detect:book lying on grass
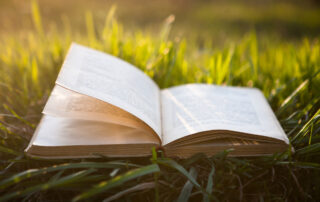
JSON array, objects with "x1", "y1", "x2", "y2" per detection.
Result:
[{"x1": 25, "y1": 43, "x2": 290, "y2": 158}]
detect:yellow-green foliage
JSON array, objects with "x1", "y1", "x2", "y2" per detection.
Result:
[{"x1": 0, "y1": 2, "x2": 320, "y2": 201}]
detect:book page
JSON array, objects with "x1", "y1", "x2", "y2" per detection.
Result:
[
  {"x1": 56, "y1": 43, "x2": 161, "y2": 137},
  {"x1": 161, "y1": 84, "x2": 289, "y2": 145},
  {"x1": 43, "y1": 85, "x2": 158, "y2": 138},
  {"x1": 29, "y1": 115, "x2": 160, "y2": 147}
]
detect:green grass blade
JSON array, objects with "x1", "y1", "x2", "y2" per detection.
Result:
[
  {"x1": 0, "y1": 161, "x2": 139, "y2": 189},
  {"x1": 0, "y1": 145, "x2": 21, "y2": 156},
  {"x1": 277, "y1": 79, "x2": 309, "y2": 115},
  {"x1": 103, "y1": 182, "x2": 155, "y2": 202},
  {"x1": 291, "y1": 109, "x2": 320, "y2": 142},
  {"x1": 203, "y1": 164, "x2": 216, "y2": 202},
  {"x1": 296, "y1": 143, "x2": 320, "y2": 156},
  {"x1": 177, "y1": 166, "x2": 198, "y2": 202},
  {"x1": 276, "y1": 161, "x2": 320, "y2": 169},
  {"x1": 0, "y1": 169, "x2": 96, "y2": 201},
  {"x1": 72, "y1": 164, "x2": 160, "y2": 201},
  {"x1": 157, "y1": 159, "x2": 201, "y2": 189},
  {"x1": 31, "y1": 0, "x2": 44, "y2": 37}
]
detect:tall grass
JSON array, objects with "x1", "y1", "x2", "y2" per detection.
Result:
[{"x1": 0, "y1": 2, "x2": 320, "y2": 201}]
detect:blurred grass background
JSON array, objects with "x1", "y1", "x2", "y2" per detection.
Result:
[
  {"x1": 0, "y1": 0, "x2": 320, "y2": 201},
  {"x1": 2, "y1": 0, "x2": 320, "y2": 43}
]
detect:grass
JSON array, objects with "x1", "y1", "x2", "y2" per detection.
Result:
[
  {"x1": 0, "y1": 2, "x2": 320, "y2": 201},
  {"x1": 2, "y1": 0, "x2": 320, "y2": 44}
]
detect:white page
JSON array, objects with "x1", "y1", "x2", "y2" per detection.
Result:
[
  {"x1": 56, "y1": 43, "x2": 161, "y2": 137},
  {"x1": 43, "y1": 85, "x2": 157, "y2": 137},
  {"x1": 30, "y1": 115, "x2": 159, "y2": 147},
  {"x1": 161, "y1": 84, "x2": 289, "y2": 145}
]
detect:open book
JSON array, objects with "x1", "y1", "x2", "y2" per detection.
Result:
[{"x1": 25, "y1": 43, "x2": 290, "y2": 158}]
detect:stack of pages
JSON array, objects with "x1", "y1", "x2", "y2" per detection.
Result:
[{"x1": 26, "y1": 43, "x2": 290, "y2": 158}]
